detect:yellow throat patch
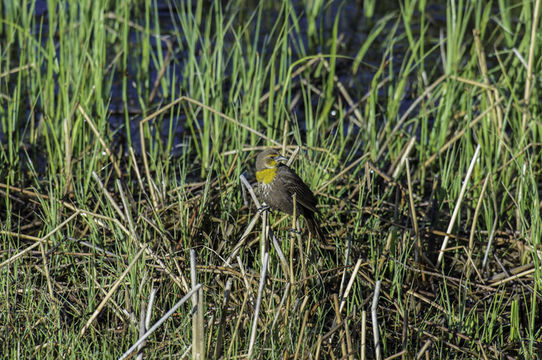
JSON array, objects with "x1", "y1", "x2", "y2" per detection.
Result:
[{"x1": 256, "y1": 168, "x2": 277, "y2": 184}]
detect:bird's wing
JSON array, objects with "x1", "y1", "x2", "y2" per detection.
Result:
[{"x1": 278, "y1": 165, "x2": 318, "y2": 213}]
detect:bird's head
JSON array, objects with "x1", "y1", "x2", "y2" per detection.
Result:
[{"x1": 256, "y1": 149, "x2": 288, "y2": 171}]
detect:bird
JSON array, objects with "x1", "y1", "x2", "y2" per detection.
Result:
[{"x1": 255, "y1": 149, "x2": 325, "y2": 240}]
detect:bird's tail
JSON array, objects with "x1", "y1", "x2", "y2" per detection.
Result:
[{"x1": 305, "y1": 213, "x2": 326, "y2": 242}]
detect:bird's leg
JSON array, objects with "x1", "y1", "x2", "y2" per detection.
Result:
[
  {"x1": 289, "y1": 194, "x2": 300, "y2": 237},
  {"x1": 257, "y1": 204, "x2": 270, "y2": 213},
  {"x1": 288, "y1": 213, "x2": 301, "y2": 238},
  {"x1": 288, "y1": 228, "x2": 302, "y2": 237}
]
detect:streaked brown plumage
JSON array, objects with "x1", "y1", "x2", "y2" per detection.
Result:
[{"x1": 255, "y1": 149, "x2": 324, "y2": 240}]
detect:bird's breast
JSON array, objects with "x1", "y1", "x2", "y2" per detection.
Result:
[{"x1": 256, "y1": 168, "x2": 277, "y2": 184}]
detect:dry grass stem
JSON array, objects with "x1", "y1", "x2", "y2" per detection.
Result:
[
  {"x1": 247, "y1": 252, "x2": 269, "y2": 358},
  {"x1": 437, "y1": 144, "x2": 481, "y2": 266},
  {"x1": 118, "y1": 284, "x2": 202, "y2": 360}
]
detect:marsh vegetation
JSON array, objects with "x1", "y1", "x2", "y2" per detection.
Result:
[{"x1": 1, "y1": 0, "x2": 541, "y2": 358}]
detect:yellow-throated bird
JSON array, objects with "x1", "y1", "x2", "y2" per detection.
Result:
[{"x1": 255, "y1": 149, "x2": 324, "y2": 240}]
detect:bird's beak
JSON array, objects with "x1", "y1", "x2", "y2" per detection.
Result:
[{"x1": 274, "y1": 155, "x2": 288, "y2": 162}]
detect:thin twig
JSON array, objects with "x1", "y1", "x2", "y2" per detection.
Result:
[
  {"x1": 437, "y1": 144, "x2": 481, "y2": 266},
  {"x1": 372, "y1": 280, "x2": 382, "y2": 360},
  {"x1": 118, "y1": 284, "x2": 202, "y2": 360},
  {"x1": 248, "y1": 252, "x2": 269, "y2": 358},
  {"x1": 81, "y1": 245, "x2": 147, "y2": 336},
  {"x1": 191, "y1": 249, "x2": 205, "y2": 360},
  {"x1": 361, "y1": 310, "x2": 367, "y2": 360}
]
